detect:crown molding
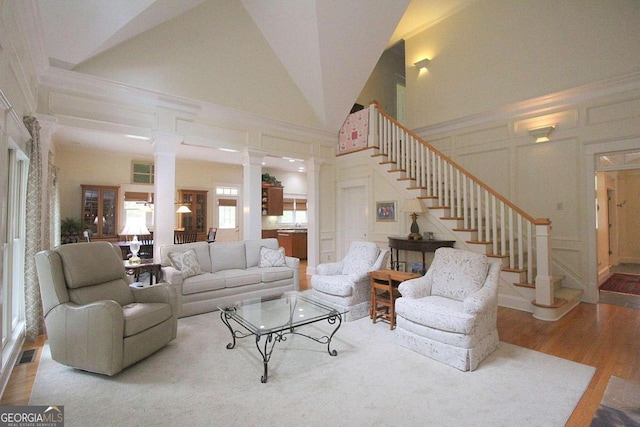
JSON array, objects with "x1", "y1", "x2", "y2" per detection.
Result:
[{"x1": 39, "y1": 67, "x2": 336, "y2": 146}]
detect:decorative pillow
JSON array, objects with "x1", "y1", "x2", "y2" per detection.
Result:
[
  {"x1": 168, "y1": 249, "x2": 202, "y2": 279},
  {"x1": 259, "y1": 246, "x2": 286, "y2": 267}
]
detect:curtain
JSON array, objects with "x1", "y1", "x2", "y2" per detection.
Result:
[{"x1": 23, "y1": 116, "x2": 45, "y2": 341}]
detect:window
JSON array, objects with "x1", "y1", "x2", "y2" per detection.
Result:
[
  {"x1": 216, "y1": 187, "x2": 239, "y2": 196},
  {"x1": 218, "y1": 198, "x2": 237, "y2": 229},
  {"x1": 123, "y1": 192, "x2": 153, "y2": 232},
  {"x1": 132, "y1": 161, "x2": 154, "y2": 184},
  {"x1": 280, "y1": 197, "x2": 307, "y2": 225}
]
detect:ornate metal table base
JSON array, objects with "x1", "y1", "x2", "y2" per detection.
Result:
[{"x1": 220, "y1": 308, "x2": 342, "y2": 383}]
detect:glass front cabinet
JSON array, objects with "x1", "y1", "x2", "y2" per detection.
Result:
[
  {"x1": 82, "y1": 185, "x2": 119, "y2": 239},
  {"x1": 178, "y1": 189, "x2": 207, "y2": 240}
]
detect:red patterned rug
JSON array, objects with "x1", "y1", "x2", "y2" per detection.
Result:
[{"x1": 600, "y1": 273, "x2": 640, "y2": 296}]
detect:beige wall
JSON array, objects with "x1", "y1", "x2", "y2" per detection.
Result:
[
  {"x1": 74, "y1": 0, "x2": 319, "y2": 129},
  {"x1": 56, "y1": 146, "x2": 243, "y2": 234},
  {"x1": 404, "y1": 0, "x2": 640, "y2": 129}
]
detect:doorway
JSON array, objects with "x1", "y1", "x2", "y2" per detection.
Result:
[
  {"x1": 338, "y1": 180, "x2": 368, "y2": 258},
  {"x1": 215, "y1": 186, "x2": 240, "y2": 242},
  {"x1": 595, "y1": 150, "x2": 640, "y2": 303}
]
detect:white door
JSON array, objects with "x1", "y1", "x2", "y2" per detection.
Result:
[
  {"x1": 216, "y1": 197, "x2": 240, "y2": 242},
  {"x1": 340, "y1": 185, "x2": 368, "y2": 256}
]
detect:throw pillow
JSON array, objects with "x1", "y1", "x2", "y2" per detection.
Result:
[
  {"x1": 259, "y1": 246, "x2": 286, "y2": 267},
  {"x1": 168, "y1": 249, "x2": 202, "y2": 279}
]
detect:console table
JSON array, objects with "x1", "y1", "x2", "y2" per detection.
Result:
[{"x1": 388, "y1": 236, "x2": 455, "y2": 272}]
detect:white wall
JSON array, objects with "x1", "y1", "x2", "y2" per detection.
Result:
[
  {"x1": 335, "y1": 0, "x2": 640, "y2": 307},
  {"x1": 405, "y1": 0, "x2": 640, "y2": 129},
  {"x1": 0, "y1": 0, "x2": 41, "y2": 395}
]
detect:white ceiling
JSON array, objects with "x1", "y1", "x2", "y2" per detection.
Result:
[{"x1": 36, "y1": 0, "x2": 472, "y2": 172}]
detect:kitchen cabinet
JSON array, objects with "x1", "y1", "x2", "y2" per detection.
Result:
[
  {"x1": 262, "y1": 229, "x2": 278, "y2": 239},
  {"x1": 261, "y1": 185, "x2": 283, "y2": 216},
  {"x1": 278, "y1": 231, "x2": 307, "y2": 259}
]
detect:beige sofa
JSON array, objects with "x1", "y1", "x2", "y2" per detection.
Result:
[
  {"x1": 35, "y1": 242, "x2": 178, "y2": 376},
  {"x1": 159, "y1": 238, "x2": 299, "y2": 317}
]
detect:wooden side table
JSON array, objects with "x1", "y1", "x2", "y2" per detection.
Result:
[
  {"x1": 124, "y1": 259, "x2": 161, "y2": 285},
  {"x1": 388, "y1": 236, "x2": 455, "y2": 273},
  {"x1": 370, "y1": 269, "x2": 421, "y2": 329}
]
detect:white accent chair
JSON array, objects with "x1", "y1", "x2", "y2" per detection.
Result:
[
  {"x1": 395, "y1": 247, "x2": 502, "y2": 371},
  {"x1": 35, "y1": 242, "x2": 179, "y2": 376},
  {"x1": 311, "y1": 241, "x2": 390, "y2": 321}
]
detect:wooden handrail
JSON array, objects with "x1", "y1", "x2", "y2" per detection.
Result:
[{"x1": 371, "y1": 101, "x2": 550, "y2": 226}]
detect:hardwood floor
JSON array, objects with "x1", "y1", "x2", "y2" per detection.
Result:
[
  {"x1": 3, "y1": 261, "x2": 638, "y2": 427},
  {"x1": 0, "y1": 334, "x2": 45, "y2": 406}
]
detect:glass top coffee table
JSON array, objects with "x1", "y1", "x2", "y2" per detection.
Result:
[{"x1": 218, "y1": 292, "x2": 346, "y2": 383}]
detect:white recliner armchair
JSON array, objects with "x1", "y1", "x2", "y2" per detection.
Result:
[
  {"x1": 35, "y1": 241, "x2": 179, "y2": 376},
  {"x1": 311, "y1": 241, "x2": 390, "y2": 321},
  {"x1": 395, "y1": 247, "x2": 502, "y2": 371}
]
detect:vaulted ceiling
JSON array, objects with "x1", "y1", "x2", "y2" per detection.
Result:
[{"x1": 37, "y1": 0, "x2": 472, "y2": 132}]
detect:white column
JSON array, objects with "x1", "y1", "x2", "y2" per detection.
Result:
[
  {"x1": 305, "y1": 157, "x2": 323, "y2": 275},
  {"x1": 534, "y1": 221, "x2": 554, "y2": 306},
  {"x1": 241, "y1": 148, "x2": 267, "y2": 240},
  {"x1": 152, "y1": 132, "x2": 182, "y2": 259}
]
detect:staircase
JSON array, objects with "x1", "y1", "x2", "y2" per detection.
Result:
[{"x1": 346, "y1": 102, "x2": 583, "y2": 321}]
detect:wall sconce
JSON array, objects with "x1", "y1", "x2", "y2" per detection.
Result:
[
  {"x1": 528, "y1": 125, "x2": 556, "y2": 143},
  {"x1": 413, "y1": 58, "x2": 431, "y2": 70}
]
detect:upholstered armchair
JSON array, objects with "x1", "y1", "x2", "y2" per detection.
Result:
[
  {"x1": 395, "y1": 247, "x2": 502, "y2": 371},
  {"x1": 311, "y1": 241, "x2": 390, "y2": 321},
  {"x1": 35, "y1": 242, "x2": 178, "y2": 376}
]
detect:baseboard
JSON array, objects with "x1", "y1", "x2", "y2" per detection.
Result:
[{"x1": 498, "y1": 294, "x2": 534, "y2": 314}]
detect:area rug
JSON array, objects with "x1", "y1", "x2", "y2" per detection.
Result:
[
  {"x1": 591, "y1": 376, "x2": 640, "y2": 426},
  {"x1": 600, "y1": 273, "x2": 640, "y2": 296},
  {"x1": 30, "y1": 312, "x2": 595, "y2": 427}
]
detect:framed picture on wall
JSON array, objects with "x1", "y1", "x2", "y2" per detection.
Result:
[{"x1": 376, "y1": 201, "x2": 396, "y2": 222}]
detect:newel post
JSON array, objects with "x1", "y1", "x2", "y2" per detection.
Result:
[
  {"x1": 367, "y1": 101, "x2": 379, "y2": 149},
  {"x1": 534, "y1": 220, "x2": 553, "y2": 306}
]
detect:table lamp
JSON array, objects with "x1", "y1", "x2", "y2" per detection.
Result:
[
  {"x1": 121, "y1": 220, "x2": 150, "y2": 264},
  {"x1": 401, "y1": 198, "x2": 428, "y2": 240}
]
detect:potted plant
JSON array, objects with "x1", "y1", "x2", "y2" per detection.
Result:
[
  {"x1": 61, "y1": 217, "x2": 82, "y2": 244},
  {"x1": 261, "y1": 173, "x2": 278, "y2": 186}
]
